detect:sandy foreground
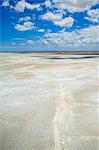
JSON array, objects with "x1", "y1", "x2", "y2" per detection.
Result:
[{"x1": 0, "y1": 53, "x2": 99, "y2": 150}]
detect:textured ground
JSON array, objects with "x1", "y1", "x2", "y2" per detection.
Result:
[{"x1": 0, "y1": 53, "x2": 99, "y2": 150}]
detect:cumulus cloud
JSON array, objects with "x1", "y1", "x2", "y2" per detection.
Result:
[
  {"x1": 41, "y1": 12, "x2": 62, "y2": 21},
  {"x1": 88, "y1": 9, "x2": 99, "y2": 18},
  {"x1": 15, "y1": 21, "x2": 35, "y2": 31},
  {"x1": 55, "y1": 16, "x2": 74, "y2": 27},
  {"x1": 19, "y1": 16, "x2": 31, "y2": 22},
  {"x1": 2, "y1": 0, "x2": 9, "y2": 7},
  {"x1": 44, "y1": 0, "x2": 52, "y2": 8},
  {"x1": 86, "y1": 9, "x2": 99, "y2": 23},
  {"x1": 38, "y1": 25, "x2": 99, "y2": 47},
  {"x1": 15, "y1": 0, "x2": 41, "y2": 12},
  {"x1": 38, "y1": 29, "x2": 45, "y2": 32},
  {"x1": 42, "y1": 12, "x2": 74, "y2": 27},
  {"x1": 1, "y1": 0, "x2": 99, "y2": 52},
  {"x1": 53, "y1": 0, "x2": 98, "y2": 12}
]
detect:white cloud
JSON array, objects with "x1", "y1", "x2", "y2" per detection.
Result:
[
  {"x1": 41, "y1": 12, "x2": 62, "y2": 21},
  {"x1": 53, "y1": 0, "x2": 98, "y2": 12},
  {"x1": 86, "y1": 9, "x2": 99, "y2": 23},
  {"x1": 1, "y1": 0, "x2": 99, "y2": 15},
  {"x1": 44, "y1": 0, "x2": 52, "y2": 8},
  {"x1": 15, "y1": 0, "x2": 41, "y2": 12},
  {"x1": 15, "y1": 0, "x2": 25, "y2": 12},
  {"x1": 88, "y1": 9, "x2": 99, "y2": 18},
  {"x1": 15, "y1": 21, "x2": 35, "y2": 31},
  {"x1": 27, "y1": 40, "x2": 34, "y2": 44},
  {"x1": 42, "y1": 12, "x2": 74, "y2": 27},
  {"x1": 85, "y1": 17, "x2": 98, "y2": 23},
  {"x1": 38, "y1": 29, "x2": 45, "y2": 32},
  {"x1": 19, "y1": 16, "x2": 31, "y2": 22},
  {"x1": 2, "y1": 0, "x2": 9, "y2": 7},
  {"x1": 38, "y1": 25, "x2": 99, "y2": 48},
  {"x1": 76, "y1": 25, "x2": 99, "y2": 44},
  {"x1": 55, "y1": 16, "x2": 74, "y2": 27}
]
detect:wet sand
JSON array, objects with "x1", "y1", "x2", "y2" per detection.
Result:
[{"x1": 0, "y1": 53, "x2": 99, "y2": 150}]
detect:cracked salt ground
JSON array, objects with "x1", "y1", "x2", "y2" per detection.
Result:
[{"x1": 0, "y1": 53, "x2": 99, "y2": 150}]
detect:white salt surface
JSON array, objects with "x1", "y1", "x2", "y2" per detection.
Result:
[{"x1": 0, "y1": 53, "x2": 99, "y2": 150}]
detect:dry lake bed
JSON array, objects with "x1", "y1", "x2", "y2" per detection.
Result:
[{"x1": 0, "y1": 52, "x2": 99, "y2": 150}]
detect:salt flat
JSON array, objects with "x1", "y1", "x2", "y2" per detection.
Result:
[{"x1": 0, "y1": 53, "x2": 99, "y2": 150}]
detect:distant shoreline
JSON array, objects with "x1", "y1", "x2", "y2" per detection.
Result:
[{"x1": 0, "y1": 51, "x2": 99, "y2": 55}]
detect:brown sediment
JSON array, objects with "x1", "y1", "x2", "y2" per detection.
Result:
[
  {"x1": 0, "y1": 63, "x2": 34, "y2": 71},
  {"x1": 14, "y1": 72, "x2": 35, "y2": 80},
  {"x1": 35, "y1": 63, "x2": 66, "y2": 69}
]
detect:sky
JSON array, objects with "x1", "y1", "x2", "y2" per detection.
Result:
[{"x1": 0, "y1": 0, "x2": 99, "y2": 52}]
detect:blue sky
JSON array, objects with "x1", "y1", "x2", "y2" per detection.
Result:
[{"x1": 0, "y1": 0, "x2": 99, "y2": 52}]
